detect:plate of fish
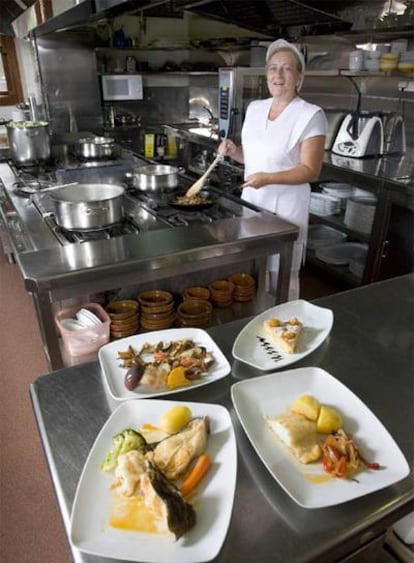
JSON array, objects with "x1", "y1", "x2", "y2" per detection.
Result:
[
  {"x1": 70, "y1": 399, "x2": 237, "y2": 562},
  {"x1": 232, "y1": 300, "x2": 333, "y2": 370},
  {"x1": 99, "y1": 328, "x2": 231, "y2": 400},
  {"x1": 231, "y1": 367, "x2": 409, "y2": 508}
]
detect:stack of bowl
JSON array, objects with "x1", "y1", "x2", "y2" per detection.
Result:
[
  {"x1": 106, "y1": 300, "x2": 140, "y2": 339},
  {"x1": 228, "y1": 273, "x2": 256, "y2": 302},
  {"x1": 183, "y1": 286, "x2": 211, "y2": 302},
  {"x1": 176, "y1": 298, "x2": 213, "y2": 327},
  {"x1": 208, "y1": 279, "x2": 235, "y2": 308},
  {"x1": 138, "y1": 290, "x2": 175, "y2": 331}
]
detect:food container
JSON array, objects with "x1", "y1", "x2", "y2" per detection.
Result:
[
  {"x1": 126, "y1": 165, "x2": 179, "y2": 193},
  {"x1": 176, "y1": 299, "x2": 213, "y2": 327},
  {"x1": 6, "y1": 120, "x2": 51, "y2": 165},
  {"x1": 183, "y1": 286, "x2": 211, "y2": 301},
  {"x1": 106, "y1": 300, "x2": 139, "y2": 339},
  {"x1": 74, "y1": 136, "x2": 115, "y2": 159},
  {"x1": 55, "y1": 302, "x2": 110, "y2": 356},
  {"x1": 227, "y1": 273, "x2": 256, "y2": 302},
  {"x1": 50, "y1": 183, "x2": 125, "y2": 230},
  {"x1": 209, "y1": 280, "x2": 235, "y2": 308},
  {"x1": 138, "y1": 290, "x2": 175, "y2": 330}
]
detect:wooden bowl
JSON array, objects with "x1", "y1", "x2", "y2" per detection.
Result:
[
  {"x1": 140, "y1": 314, "x2": 175, "y2": 330},
  {"x1": 177, "y1": 299, "x2": 213, "y2": 320},
  {"x1": 183, "y1": 286, "x2": 211, "y2": 301},
  {"x1": 228, "y1": 272, "x2": 256, "y2": 288},
  {"x1": 106, "y1": 300, "x2": 139, "y2": 320}
]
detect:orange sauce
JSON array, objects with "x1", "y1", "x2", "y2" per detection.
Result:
[
  {"x1": 303, "y1": 472, "x2": 333, "y2": 484},
  {"x1": 109, "y1": 494, "x2": 160, "y2": 533}
]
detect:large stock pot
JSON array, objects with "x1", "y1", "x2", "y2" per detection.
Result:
[
  {"x1": 49, "y1": 183, "x2": 125, "y2": 230},
  {"x1": 6, "y1": 121, "x2": 51, "y2": 165}
]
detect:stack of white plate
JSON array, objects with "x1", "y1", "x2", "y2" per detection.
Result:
[
  {"x1": 315, "y1": 242, "x2": 368, "y2": 267},
  {"x1": 76, "y1": 308, "x2": 102, "y2": 327},
  {"x1": 307, "y1": 224, "x2": 347, "y2": 250},
  {"x1": 310, "y1": 193, "x2": 341, "y2": 216},
  {"x1": 319, "y1": 182, "x2": 356, "y2": 210},
  {"x1": 344, "y1": 197, "x2": 377, "y2": 234},
  {"x1": 349, "y1": 251, "x2": 368, "y2": 279}
]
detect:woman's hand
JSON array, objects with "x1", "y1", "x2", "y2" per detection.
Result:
[
  {"x1": 218, "y1": 139, "x2": 243, "y2": 163},
  {"x1": 242, "y1": 172, "x2": 270, "y2": 189}
]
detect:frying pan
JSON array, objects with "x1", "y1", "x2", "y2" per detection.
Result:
[{"x1": 167, "y1": 188, "x2": 219, "y2": 211}]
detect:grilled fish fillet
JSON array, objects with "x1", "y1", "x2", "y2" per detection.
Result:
[
  {"x1": 266, "y1": 412, "x2": 321, "y2": 464},
  {"x1": 149, "y1": 417, "x2": 208, "y2": 480}
]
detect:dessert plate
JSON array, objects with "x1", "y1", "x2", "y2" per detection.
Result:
[{"x1": 232, "y1": 300, "x2": 333, "y2": 370}]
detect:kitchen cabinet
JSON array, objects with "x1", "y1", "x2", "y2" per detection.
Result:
[{"x1": 307, "y1": 153, "x2": 414, "y2": 287}]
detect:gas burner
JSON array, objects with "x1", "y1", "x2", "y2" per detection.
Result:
[{"x1": 42, "y1": 215, "x2": 140, "y2": 245}]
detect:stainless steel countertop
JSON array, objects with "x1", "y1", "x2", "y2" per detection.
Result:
[{"x1": 30, "y1": 274, "x2": 414, "y2": 563}]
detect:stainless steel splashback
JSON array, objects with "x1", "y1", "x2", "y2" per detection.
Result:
[{"x1": 34, "y1": 33, "x2": 103, "y2": 139}]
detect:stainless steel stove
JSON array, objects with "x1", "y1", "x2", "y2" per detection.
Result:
[{"x1": 0, "y1": 150, "x2": 246, "y2": 257}]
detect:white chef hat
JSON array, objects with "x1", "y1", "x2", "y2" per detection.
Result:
[{"x1": 266, "y1": 39, "x2": 306, "y2": 90}]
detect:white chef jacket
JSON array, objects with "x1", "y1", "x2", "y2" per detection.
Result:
[{"x1": 241, "y1": 96, "x2": 328, "y2": 271}]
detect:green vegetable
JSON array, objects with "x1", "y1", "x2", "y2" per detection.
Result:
[{"x1": 100, "y1": 428, "x2": 148, "y2": 472}]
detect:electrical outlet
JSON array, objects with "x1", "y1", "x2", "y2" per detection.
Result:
[{"x1": 398, "y1": 80, "x2": 414, "y2": 92}]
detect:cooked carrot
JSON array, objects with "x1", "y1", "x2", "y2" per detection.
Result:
[{"x1": 180, "y1": 454, "x2": 212, "y2": 497}]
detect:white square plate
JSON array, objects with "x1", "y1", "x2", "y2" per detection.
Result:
[
  {"x1": 232, "y1": 300, "x2": 334, "y2": 370},
  {"x1": 99, "y1": 328, "x2": 231, "y2": 400},
  {"x1": 70, "y1": 399, "x2": 237, "y2": 562},
  {"x1": 231, "y1": 367, "x2": 409, "y2": 508}
]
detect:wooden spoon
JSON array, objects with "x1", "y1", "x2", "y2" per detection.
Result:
[{"x1": 185, "y1": 154, "x2": 223, "y2": 198}]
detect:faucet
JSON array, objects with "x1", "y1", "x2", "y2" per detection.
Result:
[{"x1": 202, "y1": 106, "x2": 219, "y2": 133}]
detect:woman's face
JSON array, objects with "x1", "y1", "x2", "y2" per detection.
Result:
[{"x1": 266, "y1": 49, "x2": 303, "y2": 98}]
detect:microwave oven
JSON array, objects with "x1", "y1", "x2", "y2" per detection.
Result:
[{"x1": 101, "y1": 74, "x2": 143, "y2": 101}]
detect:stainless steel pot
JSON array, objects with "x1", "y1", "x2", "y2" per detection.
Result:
[
  {"x1": 126, "y1": 164, "x2": 179, "y2": 193},
  {"x1": 74, "y1": 137, "x2": 115, "y2": 160},
  {"x1": 6, "y1": 121, "x2": 51, "y2": 165},
  {"x1": 50, "y1": 183, "x2": 124, "y2": 230}
]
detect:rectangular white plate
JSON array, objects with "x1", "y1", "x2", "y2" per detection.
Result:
[
  {"x1": 232, "y1": 300, "x2": 333, "y2": 370},
  {"x1": 99, "y1": 328, "x2": 231, "y2": 400},
  {"x1": 70, "y1": 399, "x2": 237, "y2": 562},
  {"x1": 231, "y1": 367, "x2": 409, "y2": 508}
]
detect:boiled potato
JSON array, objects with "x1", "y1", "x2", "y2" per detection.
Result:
[
  {"x1": 291, "y1": 394, "x2": 321, "y2": 421},
  {"x1": 159, "y1": 405, "x2": 192, "y2": 434},
  {"x1": 316, "y1": 405, "x2": 342, "y2": 434}
]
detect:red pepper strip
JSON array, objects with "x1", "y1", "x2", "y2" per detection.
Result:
[{"x1": 334, "y1": 456, "x2": 348, "y2": 478}]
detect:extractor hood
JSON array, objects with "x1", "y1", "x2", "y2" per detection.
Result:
[
  {"x1": 180, "y1": 0, "x2": 354, "y2": 38},
  {"x1": 29, "y1": 0, "x2": 180, "y2": 37}
]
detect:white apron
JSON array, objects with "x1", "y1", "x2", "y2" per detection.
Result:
[{"x1": 241, "y1": 97, "x2": 324, "y2": 272}]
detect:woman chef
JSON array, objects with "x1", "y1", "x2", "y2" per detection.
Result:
[{"x1": 219, "y1": 39, "x2": 327, "y2": 300}]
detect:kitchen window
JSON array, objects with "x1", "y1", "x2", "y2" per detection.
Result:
[{"x1": 0, "y1": 35, "x2": 23, "y2": 106}]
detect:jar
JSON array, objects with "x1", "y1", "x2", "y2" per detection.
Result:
[{"x1": 349, "y1": 50, "x2": 365, "y2": 71}]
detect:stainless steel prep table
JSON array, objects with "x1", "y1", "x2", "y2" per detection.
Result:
[{"x1": 30, "y1": 274, "x2": 414, "y2": 563}]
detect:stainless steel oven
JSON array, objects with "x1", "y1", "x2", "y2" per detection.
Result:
[{"x1": 218, "y1": 67, "x2": 269, "y2": 142}]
